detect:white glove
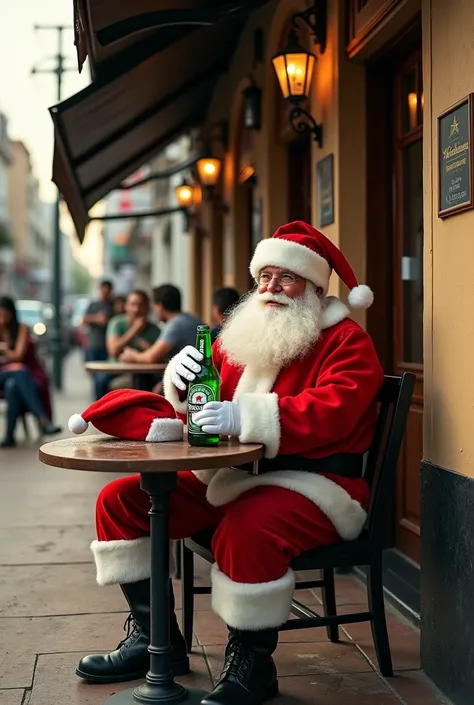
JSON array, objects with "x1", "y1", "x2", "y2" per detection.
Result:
[
  {"x1": 192, "y1": 401, "x2": 241, "y2": 437},
  {"x1": 171, "y1": 345, "x2": 203, "y2": 391}
]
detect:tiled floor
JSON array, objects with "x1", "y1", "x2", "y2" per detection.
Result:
[{"x1": 0, "y1": 353, "x2": 451, "y2": 705}]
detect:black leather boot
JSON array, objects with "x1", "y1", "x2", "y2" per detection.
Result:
[
  {"x1": 201, "y1": 628, "x2": 279, "y2": 705},
  {"x1": 76, "y1": 579, "x2": 189, "y2": 683}
]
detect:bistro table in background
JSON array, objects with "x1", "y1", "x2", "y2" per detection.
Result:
[
  {"x1": 85, "y1": 361, "x2": 167, "y2": 392},
  {"x1": 39, "y1": 435, "x2": 264, "y2": 705}
]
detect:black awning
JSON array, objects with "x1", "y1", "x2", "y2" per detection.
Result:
[{"x1": 52, "y1": 19, "x2": 239, "y2": 241}]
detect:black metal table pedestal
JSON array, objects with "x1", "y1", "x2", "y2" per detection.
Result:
[{"x1": 106, "y1": 472, "x2": 208, "y2": 705}]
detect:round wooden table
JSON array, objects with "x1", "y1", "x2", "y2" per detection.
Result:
[
  {"x1": 85, "y1": 362, "x2": 167, "y2": 392},
  {"x1": 39, "y1": 435, "x2": 264, "y2": 705}
]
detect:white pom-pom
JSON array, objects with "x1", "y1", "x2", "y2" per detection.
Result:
[
  {"x1": 348, "y1": 284, "x2": 374, "y2": 309},
  {"x1": 68, "y1": 414, "x2": 88, "y2": 434}
]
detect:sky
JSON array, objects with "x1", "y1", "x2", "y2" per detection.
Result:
[
  {"x1": 0, "y1": 0, "x2": 105, "y2": 275},
  {"x1": 0, "y1": 0, "x2": 90, "y2": 201}
]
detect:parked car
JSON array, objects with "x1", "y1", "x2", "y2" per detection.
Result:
[{"x1": 16, "y1": 300, "x2": 72, "y2": 356}]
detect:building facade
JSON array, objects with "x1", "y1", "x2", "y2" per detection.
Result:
[
  {"x1": 8, "y1": 141, "x2": 50, "y2": 299},
  {"x1": 184, "y1": 2, "x2": 473, "y2": 703},
  {"x1": 0, "y1": 112, "x2": 13, "y2": 292},
  {"x1": 150, "y1": 137, "x2": 192, "y2": 311}
]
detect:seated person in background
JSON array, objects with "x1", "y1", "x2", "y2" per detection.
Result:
[
  {"x1": 93, "y1": 290, "x2": 160, "y2": 400},
  {"x1": 112, "y1": 295, "x2": 126, "y2": 316},
  {"x1": 0, "y1": 296, "x2": 61, "y2": 447},
  {"x1": 83, "y1": 280, "x2": 114, "y2": 363},
  {"x1": 210, "y1": 287, "x2": 240, "y2": 343},
  {"x1": 120, "y1": 284, "x2": 203, "y2": 365}
]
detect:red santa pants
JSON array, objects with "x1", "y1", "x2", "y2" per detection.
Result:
[{"x1": 92, "y1": 471, "x2": 365, "y2": 630}]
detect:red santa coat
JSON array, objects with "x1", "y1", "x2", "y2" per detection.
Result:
[{"x1": 163, "y1": 297, "x2": 384, "y2": 542}]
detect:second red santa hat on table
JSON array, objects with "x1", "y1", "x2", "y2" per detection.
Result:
[{"x1": 68, "y1": 389, "x2": 184, "y2": 442}]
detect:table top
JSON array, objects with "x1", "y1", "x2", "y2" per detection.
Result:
[
  {"x1": 39, "y1": 435, "x2": 264, "y2": 473},
  {"x1": 85, "y1": 361, "x2": 166, "y2": 374}
]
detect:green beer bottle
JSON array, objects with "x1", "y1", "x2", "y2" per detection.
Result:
[{"x1": 187, "y1": 325, "x2": 220, "y2": 447}]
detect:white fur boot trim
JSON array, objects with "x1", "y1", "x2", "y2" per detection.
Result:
[
  {"x1": 211, "y1": 564, "x2": 295, "y2": 629},
  {"x1": 91, "y1": 538, "x2": 176, "y2": 586},
  {"x1": 91, "y1": 538, "x2": 151, "y2": 586}
]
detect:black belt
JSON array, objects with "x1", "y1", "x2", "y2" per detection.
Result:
[{"x1": 232, "y1": 453, "x2": 364, "y2": 479}]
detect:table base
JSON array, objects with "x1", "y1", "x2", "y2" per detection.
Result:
[{"x1": 106, "y1": 684, "x2": 208, "y2": 705}]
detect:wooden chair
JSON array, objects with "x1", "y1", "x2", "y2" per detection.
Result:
[{"x1": 180, "y1": 372, "x2": 416, "y2": 678}]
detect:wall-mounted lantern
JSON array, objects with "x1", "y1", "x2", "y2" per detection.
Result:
[
  {"x1": 272, "y1": 0, "x2": 327, "y2": 148},
  {"x1": 195, "y1": 157, "x2": 228, "y2": 212},
  {"x1": 195, "y1": 157, "x2": 222, "y2": 188},
  {"x1": 242, "y1": 81, "x2": 262, "y2": 131},
  {"x1": 175, "y1": 180, "x2": 195, "y2": 209}
]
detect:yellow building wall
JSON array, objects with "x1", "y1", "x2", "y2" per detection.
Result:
[
  {"x1": 199, "y1": 0, "x2": 369, "y2": 326},
  {"x1": 423, "y1": 0, "x2": 474, "y2": 477}
]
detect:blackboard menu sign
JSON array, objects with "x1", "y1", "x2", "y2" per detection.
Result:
[
  {"x1": 438, "y1": 94, "x2": 474, "y2": 218},
  {"x1": 317, "y1": 154, "x2": 335, "y2": 227}
]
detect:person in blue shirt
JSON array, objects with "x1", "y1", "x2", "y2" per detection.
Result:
[{"x1": 210, "y1": 287, "x2": 240, "y2": 343}]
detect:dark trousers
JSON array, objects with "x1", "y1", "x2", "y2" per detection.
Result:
[
  {"x1": 0, "y1": 369, "x2": 47, "y2": 440},
  {"x1": 94, "y1": 373, "x2": 117, "y2": 400},
  {"x1": 85, "y1": 347, "x2": 110, "y2": 400}
]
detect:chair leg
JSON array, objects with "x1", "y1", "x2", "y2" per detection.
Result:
[
  {"x1": 181, "y1": 541, "x2": 195, "y2": 653},
  {"x1": 174, "y1": 540, "x2": 182, "y2": 580},
  {"x1": 367, "y1": 558, "x2": 393, "y2": 677},
  {"x1": 22, "y1": 414, "x2": 29, "y2": 437},
  {"x1": 321, "y1": 568, "x2": 339, "y2": 642}
]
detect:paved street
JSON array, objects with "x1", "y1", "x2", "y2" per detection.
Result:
[{"x1": 0, "y1": 352, "x2": 449, "y2": 704}]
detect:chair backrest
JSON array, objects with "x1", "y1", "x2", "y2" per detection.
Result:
[{"x1": 363, "y1": 373, "x2": 416, "y2": 545}]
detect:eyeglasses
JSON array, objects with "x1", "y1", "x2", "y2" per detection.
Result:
[{"x1": 254, "y1": 272, "x2": 303, "y2": 287}]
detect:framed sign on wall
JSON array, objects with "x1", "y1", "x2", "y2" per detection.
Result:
[
  {"x1": 317, "y1": 153, "x2": 335, "y2": 227},
  {"x1": 438, "y1": 93, "x2": 474, "y2": 218}
]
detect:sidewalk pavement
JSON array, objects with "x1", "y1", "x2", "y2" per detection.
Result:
[{"x1": 0, "y1": 352, "x2": 450, "y2": 705}]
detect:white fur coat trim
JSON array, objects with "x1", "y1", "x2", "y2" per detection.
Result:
[
  {"x1": 211, "y1": 564, "x2": 295, "y2": 629},
  {"x1": 321, "y1": 296, "x2": 349, "y2": 329},
  {"x1": 191, "y1": 468, "x2": 219, "y2": 484},
  {"x1": 163, "y1": 355, "x2": 187, "y2": 414},
  {"x1": 206, "y1": 468, "x2": 367, "y2": 540},
  {"x1": 90, "y1": 538, "x2": 177, "y2": 586},
  {"x1": 236, "y1": 392, "x2": 280, "y2": 459}
]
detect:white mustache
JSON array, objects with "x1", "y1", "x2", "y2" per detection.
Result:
[{"x1": 257, "y1": 291, "x2": 290, "y2": 305}]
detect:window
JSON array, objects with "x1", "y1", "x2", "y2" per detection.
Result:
[{"x1": 347, "y1": 0, "x2": 402, "y2": 56}]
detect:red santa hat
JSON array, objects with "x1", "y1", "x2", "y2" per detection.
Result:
[
  {"x1": 68, "y1": 389, "x2": 183, "y2": 442},
  {"x1": 250, "y1": 220, "x2": 374, "y2": 309}
]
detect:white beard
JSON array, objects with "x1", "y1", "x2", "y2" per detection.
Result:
[{"x1": 220, "y1": 284, "x2": 323, "y2": 372}]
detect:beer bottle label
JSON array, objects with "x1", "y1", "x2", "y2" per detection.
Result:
[{"x1": 187, "y1": 383, "x2": 216, "y2": 435}]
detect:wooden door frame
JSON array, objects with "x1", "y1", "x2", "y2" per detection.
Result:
[
  {"x1": 364, "y1": 22, "x2": 423, "y2": 619},
  {"x1": 392, "y1": 48, "x2": 423, "y2": 382}
]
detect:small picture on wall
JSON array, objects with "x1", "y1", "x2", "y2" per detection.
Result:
[
  {"x1": 317, "y1": 154, "x2": 335, "y2": 227},
  {"x1": 438, "y1": 93, "x2": 474, "y2": 218}
]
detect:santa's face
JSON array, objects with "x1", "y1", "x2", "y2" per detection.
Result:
[{"x1": 220, "y1": 266, "x2": 324, "y2": 372}]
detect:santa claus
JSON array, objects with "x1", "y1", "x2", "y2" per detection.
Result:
[{"x1": 75, "y1": 221, "x2": 384, "y2": 705}]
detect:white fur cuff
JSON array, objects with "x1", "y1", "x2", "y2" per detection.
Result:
[
  {"x1": 163, "y1": 356, "x2": 188, "y2": 414},
  {"x1": 91, "y1": 538, "x2": 151, "y2": 586},
  {"x1": 211, "y1": 564, "x2": 295, "y2": 629},
  {"x1": 237, "y1": 392, "x2": 280, "y2": 459}
]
